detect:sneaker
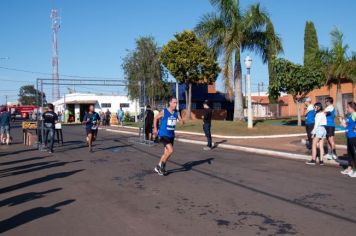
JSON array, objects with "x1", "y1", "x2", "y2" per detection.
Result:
[
  {"x1": 324, "y1": 154, "x2": 332, "y2": 160},
  {"x1": 203, "y1": 147, "x2": 212, "y2": 151},
  {"x1": 48, "y1": 150, "x2": 53, "y2": 154},
  {"x1": 306, "y1": 160, "x2": 316, "y2": 165},
  {"x1": 319, "y1": 161, "x2": 325, "y2": 166},
  {"x1": 154, "y1": 165, "x2": 164, "y2": 176},
  {"x1": 348, "y1": 171, "x2": 356, "y2": 178},
  {"x1": 332, "y1": 153, "x2": 338, "y2": 160},
  {"x1": 341, "y1": 169, "x2": 352, "y2": 175}
]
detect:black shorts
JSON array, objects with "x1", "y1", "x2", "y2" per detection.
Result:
[
  {"x1": 86, "y1": 128, "x2": 98, "y2": 136},
  {"x1": 160, "y1": 136, "x2": 174, "y2": 147},
  {"x1": 325, "y1": 126, "x2": 335, "y2": 137}
]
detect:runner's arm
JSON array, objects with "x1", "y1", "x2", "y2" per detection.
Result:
[
  {"x1": 153, "y1": 111, "x2": 164, "y2": 135},
  {"x1": 178, "y1": 113, "x2": 184, "y2": 126}
]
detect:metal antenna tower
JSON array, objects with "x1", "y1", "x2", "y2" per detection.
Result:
[{"x1": 51, "y1": 9, "x2": 60, "y2": 101}]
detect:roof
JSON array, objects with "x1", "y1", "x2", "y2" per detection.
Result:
[{"x1": 65, "y1": 100, "x2": 97, "y2": 105}]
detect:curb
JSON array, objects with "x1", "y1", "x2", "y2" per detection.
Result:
[
  {"x1": 300, "y1": 138, "x2": 347, "y2": 150},
  {"x1": 102, "y1": 127, "x2": 340, "y2": 166},
  {"x1": 110, "y1": 125, "x2": 344, "y2": 139}
]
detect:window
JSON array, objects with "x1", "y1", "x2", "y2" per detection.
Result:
[
  {"x1": 213, "y1": 102, "x2": 221, "y2": 110},
  {"x1": 101, "y1": 103, "x2": 111, "y2": 108},
  {"x1": 342, "y1": 93, "x2": 353, "y2": 109},
  {"x1": 316, "y1": 95, "x2": 329, "y2": 106},
  {"x1": 120, "y1": 103, "x2": 130, "y2": 108},
  {"x1": 191, "y1": 103, "x2": 197, "y2": 110}
]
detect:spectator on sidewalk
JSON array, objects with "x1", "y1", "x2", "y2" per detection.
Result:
[
  {"x1": 202, "y1": 100, "x2": 213, "y2": 150},
  {"x1": 339, "y1": 102, "x2": 356, "y2": 177},
  {"x1": 324, "y1": 97, "x2": 337, "y2": 160},
  {"x1": 144, "y1": 105, "x2": 154, "y2": 141},
  {"x1": 100, "y1": 112, "x2": 106, "y2": 126},
  {"x1": 117, "y1": 108, "x2": 124, "y2": 127},
  {"x1": 105, "y1": 109, "x2": 111, "y2": 126},
  {"x1": 306, "y1": 102, "x2": 327, "y2": 166},
  {"x1": 0, "y1": 106, "x2": 11, "y2": 145},
  {"x1": 304, "y1": 97, "x2": 315, "y2": 153},
  {"x1": 42, "y1": 104, "x2": 58, "y2": 153}
]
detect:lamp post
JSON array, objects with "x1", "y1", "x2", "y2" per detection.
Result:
[{"x1": 244, "y1": 56, "x2": 253, "y2": 129}]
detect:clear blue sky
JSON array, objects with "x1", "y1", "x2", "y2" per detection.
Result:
[{"x1": 0, "y1": 0, "x2": 355, "y2": 104}]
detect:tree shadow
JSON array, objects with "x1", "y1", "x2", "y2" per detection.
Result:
[
  {"x1": 0, "y1": 148, "x2": 39, "y2": 157},
  {"x1": 1, "y1": 161, "x2": 59, "y2": 173},
  {"x1": 166, "y1": 158, "x2": 214, "y2": 175},
  {"x1": 0, "y1": 169, "x2": 84, "y2": 194},
  {"x1": 0, "y1": 188, "x2": 62, "y2": 207},
  {"x1": 0, "y1": 199, "x2": 75, "y2": 233},
  {"x1": 0, "y1": 156, "x2": 48, "y2": 166},
  {"x1": 0, "y1": 160, "x2": 83, "y2": 178}
]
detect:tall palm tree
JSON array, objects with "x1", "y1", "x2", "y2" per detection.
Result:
[
  {"x1": 320, "y1": 28, "x2": 356, "y2": 115},
  {"x1": 195, "y1": 0, "x2": 282, "y2": 121}
]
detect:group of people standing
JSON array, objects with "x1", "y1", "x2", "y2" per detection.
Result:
[{"x1": 304, "y1": 97, "x2": 356, "y2": 177}]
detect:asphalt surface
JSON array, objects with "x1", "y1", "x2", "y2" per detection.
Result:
[{"x1": 0, "y1": 124, "x2": 356, "y2": 236}]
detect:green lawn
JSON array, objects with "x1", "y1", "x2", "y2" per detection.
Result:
[{"x1": 335, "y1": 133, "x2": 346, "y2": 145}]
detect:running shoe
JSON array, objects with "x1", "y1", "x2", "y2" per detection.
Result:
[
  {"x1": 154, "y1": 165, "x2": 164, "y2": 176},
  {"x1": 332, "y1": 153, "x2": 338, "y2": 160},
  {"x1": 203, "y1": 147, "x2": 212, "y2": 151},
  {"x1": 341, "y1": 169, "x2": 352, "y2": 175},
  {"x1": 324, "y1": 154, "x2": 332, "y2": 160},
  {"x1": 348, "y1": 171, "x2": 356, "y2": 178},
  {"x1": 319, "y1": 161, "x2": 325, "y2": 166},
  {"x1": 306, "y1": 160, "x2": 316, "y2": 165}
]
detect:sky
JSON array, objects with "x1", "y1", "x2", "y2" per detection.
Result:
[{"x1": 0, "y1": 0, "x2": 355, "y2": 104}]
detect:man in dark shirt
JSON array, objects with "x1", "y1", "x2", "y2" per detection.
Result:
[
  {"x1": 42, "y1": 104, "x2": 58, "y2": 153},
  {"x1": 0, "y1": 106, "x2": 11, "y2": 145},
  {"x1": 105, "y1": 109, "x2": 111, "y2": 126},
  {"x1": 144, "y1": 105, "x2": 155, "y2": 140},
  {"x1": 202, "y1": 100, "x2": 213, "y2": 150},
  {"x1": 83, "y1": 105, "x2": 101, "y2": 152}
]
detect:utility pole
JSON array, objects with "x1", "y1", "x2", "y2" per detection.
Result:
[
  {"x1": 51, "y1": 9, "x2": 60, "y2": 102},
  {"x1": 5, "y1": 95, "x2": 8, "y2": 106}
]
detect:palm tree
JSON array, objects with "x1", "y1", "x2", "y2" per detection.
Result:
[
  {"x1": 320, "y1": 28, "x2": 356, "y2": 115},
  {"x1": 195, "y1": 0, "x2": 282, "y2": 121}
]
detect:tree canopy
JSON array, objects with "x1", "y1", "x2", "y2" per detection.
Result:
[
  {"x1": 122, "y1": 36, "x2": 169, "y2": 106},
  {"x1": 18, "y1": 85, "x2": 46, "y2": 106},
  {"x1": 304, "y1": 21, "x2": 320, "y2": 67}
]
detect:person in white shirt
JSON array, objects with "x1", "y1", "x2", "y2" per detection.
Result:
[{"x1": 306, "y1": 102, "x2": 327, "y2": 165}]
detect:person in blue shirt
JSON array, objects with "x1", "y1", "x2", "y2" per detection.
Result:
[
  {"x1": 304, "y1": 97, "x2": 315, "y2": 152},
  {"x1": 324, "y1": 97, "x2": 337, "y2": 160},
  {"x1": 0, "y1": 106, "x2": 11, "y2": 145},
  {"x1": 117, "y1": 108, "x2": 124, "y2": 127},
  {"x1": 83, "y1": 105, "x2": 101, "y2": 152},
  {"x1": 153, "y1": 97, "x2": 183, "y2": 176},
  {"x1": 340, "y1": 102, "x2": 356, "y2": 177}
]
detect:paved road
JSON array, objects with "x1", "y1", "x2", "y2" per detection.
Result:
[{"x1": 0, "y1": 125, "x2": 355, "y2": 235}]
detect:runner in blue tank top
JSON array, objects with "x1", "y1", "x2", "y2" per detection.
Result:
[
  {"x1": 153, "y1": 97, "x2": 183, "y2": 176},
  {"x1": 340, "y1": 102, "x2": 356, "y2": 177},
  {"x1": 324, "y1": 97, "x2": 337, "y2": 160}
]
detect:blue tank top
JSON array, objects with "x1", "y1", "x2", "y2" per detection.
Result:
[
  {"x1": 326, "y1": 108, "x2": 335, "y2": 127},
  {"x1": 305, "y1": 110, "x2": 315, "y2": 125},
  {"x1": 346, "y1": 114, "x2": 356, "y2": 139},
  {"x1": 158, "y1": 108, "x2": 178, "y2": 138}
]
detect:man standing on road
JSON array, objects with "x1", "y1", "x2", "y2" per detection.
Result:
[
  {"x1": 83, "y1": 105, "x2": 101, "y2": 152},
  {"x1": 304, "y1": 97, "x2": 315, "y2": 153},
  {"x1": 324, "y1": 97, "x2": 337, "y2": 160},
  {"x1": 105, "y1": 109, "x2": 111, "y2": 126},
  {"x1": 0, "y1": 106, "x2": 11, "y2": 145},
  {"x1": 202, "y1": 100, "x2": 213, "y2": 150},
  {"x1": 153, "y1": 97, "x2": 183, "y2": 176},
  {"x1": 144, "y1": 105, "x2": 154, "y2": 141},
  {"x1": 42, "y1": 104, "x2": 58, "y2": 153}
]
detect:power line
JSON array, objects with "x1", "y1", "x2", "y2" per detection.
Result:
[{"x1": 0, "y1": 66, "x2": 122, "y2": 80}]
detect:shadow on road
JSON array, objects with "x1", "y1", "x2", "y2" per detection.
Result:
[
  {"x1": 0, "y1": 169, "x2": 84, "y2": 194},
  {"x1": 0, "y1": 156, "x2": 48, "y2": 166},
  {"x1": 0, "y1": 199, "x2": 75, "y2": 234},
  {"x1": 0, "y1": 188, "x2": 62, "y2": 207},
  {"x1": 213, "y1": 140, "x2": 227, "y2": 149},
  {"x1": 167, "y1": 158, "x2": 214, "y2": 175},
  {"x1": 1, "y1": 161, "x2": 59, "y2": 173}
]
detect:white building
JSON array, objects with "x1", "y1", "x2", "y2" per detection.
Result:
[{"x1": 52, "y1": 93, "x2": 139, "y2": 123}]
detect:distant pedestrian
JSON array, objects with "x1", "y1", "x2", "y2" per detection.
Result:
[
  {"x1": 340, "y1": 102, "x2": 356, "y2": 177},
  {"x1": 304, "y1": 97, "x2": 315, "y2": 153},
  {"x1": 306, "y1": 102, "x2": 326, "y2": 165},
  {"x1": 202, "y1": 100, "x2": 213, "y2": 150},
  {"x1": 117, "y1": 108, "x2": 124, "y2": 127},
  {"x1": 105, "y1": 109, "x2": 111, "y2": 126},
  {"x1": 100, "y1": 112, "x2": 106, "y2": 126},
  {"x1": 83, "y1": 105, "x2": 101, "y2": 152},
  {"x1": 42, "y1": 104, "x2": 58, "y2": 153},
  {"x1": 324, "y1": 97, "x2": 337, "y2": 160},
  {"x1": 144, "y1": 105, "x2": 154, "y2": 140},
  {"x1": 0, "y1": 106, "x2": 11, "y2": 145}
]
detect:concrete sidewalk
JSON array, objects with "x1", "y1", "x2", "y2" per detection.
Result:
[{"x1": 103, "y1": 126, "x2": 347, "y2": 166}]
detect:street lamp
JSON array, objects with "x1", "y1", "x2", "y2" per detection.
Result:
[{"x1": 244, "y1": 56, "x2": 253, "y2": 128}]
